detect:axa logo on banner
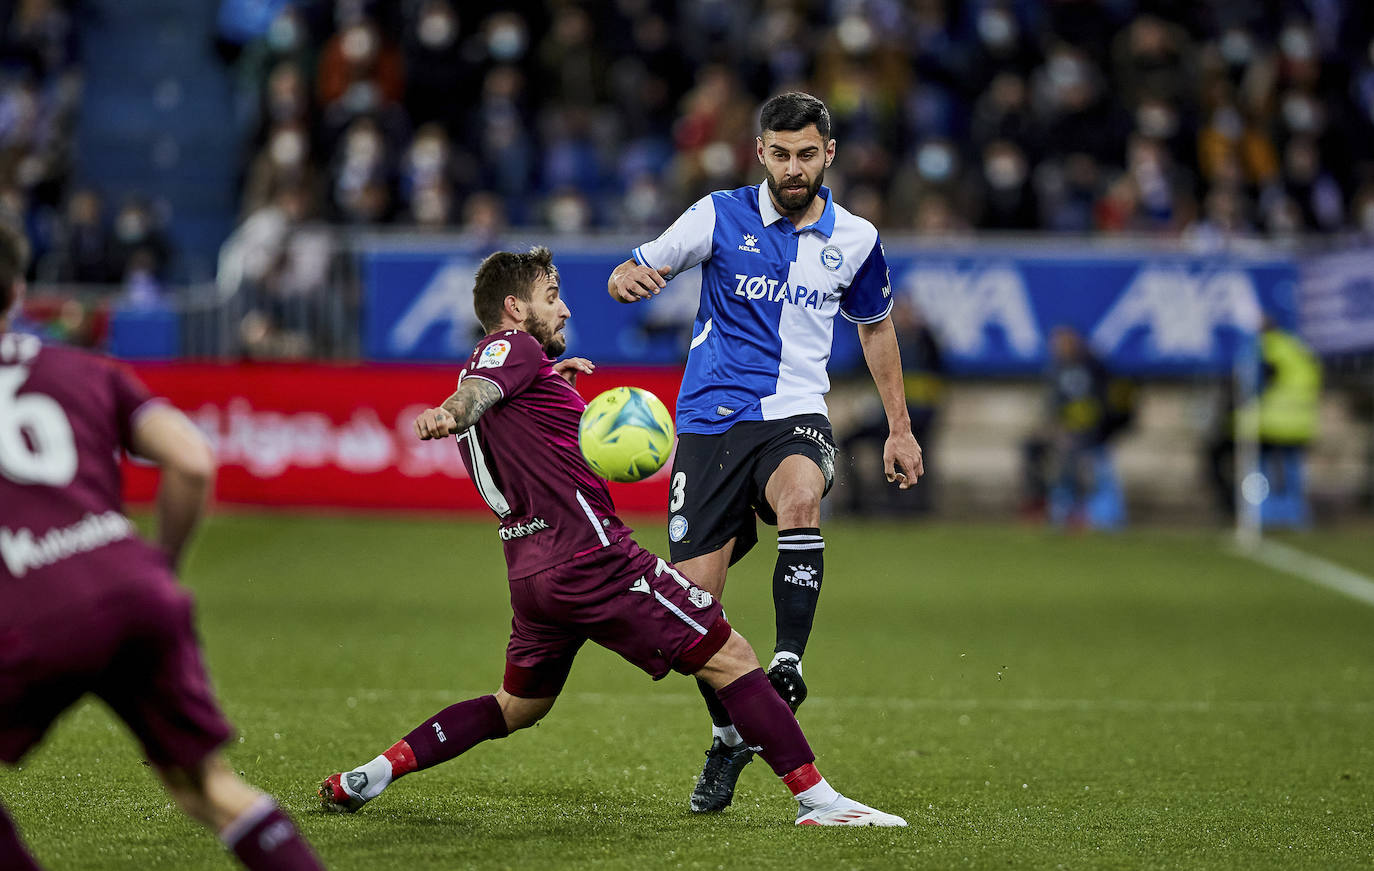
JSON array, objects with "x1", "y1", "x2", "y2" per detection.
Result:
[
  {"x1": 903, "y1": 263, "x2": 1040, "y2": 357},
  {"x1": 1092, "y1": 266, "x2": 1261, "y2": 357},
  {"x1": 387, "y1": 259, "x2": 480, "y2": 355}
]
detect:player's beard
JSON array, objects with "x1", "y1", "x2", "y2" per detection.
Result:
[
  {"x1": 767, "y1": 165, "x2": 825, "y2": 216},
  {"x1": 526, "y1": 311, "x2": 567, "y2": 356}
]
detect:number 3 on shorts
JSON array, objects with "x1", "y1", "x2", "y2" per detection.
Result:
[{"x1": 669, "y1": 471, "x2": 686, "y2": 512}]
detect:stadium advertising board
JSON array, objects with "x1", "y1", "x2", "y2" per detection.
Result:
[
  {"x1": 123, "y1": 362, "x2": 680, "y2": 512},
  {"x1": 361, "y1": 242, "x2": 1297, "y2": 375},
  {"x1": 1299, "y1": 248, "x2": 1374, "y2": 355}
]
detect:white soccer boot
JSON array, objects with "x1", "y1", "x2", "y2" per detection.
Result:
[{"x1": 795, "y1": 794, "x2": 908, "y2": 827}]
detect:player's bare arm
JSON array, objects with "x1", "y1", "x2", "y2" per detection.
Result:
[
  {"x1": 414, "y1": 378, "x2": 503, "y2": 440},
  {"x1": 608, "y1": 259, "x2": 671, "y2": 303},
  {"x1": 857, "y1": 317, "x2": 925, "y2": 488},
  {"x1": 554, "y1": 356, "x2": 594, "y2": 386},
  {"x1": 130, "y1": 404, "x2": 215, "y2": 569}
]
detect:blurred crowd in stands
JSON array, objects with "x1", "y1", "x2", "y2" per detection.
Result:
[
  {"x1": 0, "y1": 0, "x2": 174, "y2": 349},
  {"x1": 4, "y1": 0, "x2": 1374, "y2": 303},
  {"x1": 4, "y1": 0, "x2": 1374, "y2": 352},
  {"x1": 215, "y1": 0, "x2": 1374, "y2": 245}
]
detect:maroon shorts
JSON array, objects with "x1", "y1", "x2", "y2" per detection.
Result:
[
  {"x1": 503, "y1": 537, "x2": 731, "y2": 698},
  {"x1": 0, "y1": 577, "x2": 233, "y2": 771}
]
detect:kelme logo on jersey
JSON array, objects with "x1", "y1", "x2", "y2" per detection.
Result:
[
  {"x1": 820, "y1": 245, "x2": 843, "y2": 270},
  {"x1": 669, "y1": 514, "x2": 688, "y2": 542},
  {"x1": 739, "y1": 233, "x2": 761, "y2": 254},
  {"x1": 733, "y1": 274, "x2": 831, "y2": 310}
]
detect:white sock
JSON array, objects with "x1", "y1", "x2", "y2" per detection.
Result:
[
  {"x1": 346, "y1": 754, "x2": 395, "y2": 801},
  {"x1": 795, "y1": 777, "x2": 840, "y2": 810},
  {"x1": 768, "y1": 651, "x2": 802, "y2": 674},
  {"x1": 712, "y1": 724, "x2": 745, "y2": 747}
]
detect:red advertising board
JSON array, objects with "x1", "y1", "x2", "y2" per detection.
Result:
[{"x1": 123, "y1": 362, "x2": 682, "y2": 513}]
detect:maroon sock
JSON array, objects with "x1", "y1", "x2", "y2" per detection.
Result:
[
  {"x1": 715, "y1": 668, "x2": 815, "y2": 776},
  {"x1": 221, "y1": 798, "x2": 324, "y2": 871},
  {"x1": 0, "y1": 804, "x2": 41, "y2": 871},
  {"x1": 403, "y1": 694, "x2": 510, "y2": 770}
]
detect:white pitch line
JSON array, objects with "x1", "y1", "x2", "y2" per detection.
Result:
[{"x1": 1240, "y1": 538, "x2": 1374, "y2": 608}]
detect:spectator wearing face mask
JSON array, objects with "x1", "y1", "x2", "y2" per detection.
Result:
[
  {"x1": 889, "y1": 137, "x2": 975, "y2": 229},
  {"x1": 226, "y1": 5, "x2": 319, "y2": 138},
  {"x1": 402, "y1": 0, "x2": 477, "y2": 132},
  {"x1": 330, "y1": 116, "x2": 393, "y2": 224},
  {"x1": 1033, "y1": 44, "x2": 1129, "y2": 166},
  {"x1": 965, "y1": 2, "x2": 1038, "y2": 94},
  {"x1": 399, "y1": 123, "x2": 472, "y2": 217},
  {"x1": 977, "y1": 139, "x2": 1038, "y2": 230},
  {"x1": 109, "y1": 198, "x2": 172, "y2": 281},
  {"x1": 316, "y1": 14, "x2": 411, "y2": 159},
  {"x1": 243, "y1": 121, "x2": 321, "y2": 217},
  {"x1": 49, "y1": 188, "x2": 114, "y2": 283},
  {"x1": 317, "y1": 16, "x2": 403, "y2": 114}
]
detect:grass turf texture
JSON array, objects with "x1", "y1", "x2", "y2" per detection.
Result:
[{"x1": 4, "y1": 515, "x2": 1373, "y2": 870}]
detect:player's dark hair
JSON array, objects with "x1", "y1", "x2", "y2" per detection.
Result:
[
  {"x1": 0, "y1": 222, "x2": 29, "y2": 313},
  {"x1": 472, "y1": 246, "x2": 558, "y2": 332},
  {"x1": 760, "y1": 92, "x2": 831, "y2": 140}
]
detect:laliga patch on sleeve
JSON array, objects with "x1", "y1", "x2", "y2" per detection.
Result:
[{"x1": 476, "y1": 340, "x2": 512, "y2": 369}]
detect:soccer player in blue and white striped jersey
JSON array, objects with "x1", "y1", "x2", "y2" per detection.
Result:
[{"x1": 608, "y1": 92, "x2": 925, "y2": 813}]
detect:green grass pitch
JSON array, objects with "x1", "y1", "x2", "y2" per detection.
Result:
[{"x1": 5, "y1": 515, "x2": 1373, "y2": 870}]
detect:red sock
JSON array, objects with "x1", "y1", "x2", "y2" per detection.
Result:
[
  {"x1": 383, "y1": 739, "x2": 417, "y2": 779},
  {"x1": 782, "y1": 762, "x2": 823, "y2": 796}
]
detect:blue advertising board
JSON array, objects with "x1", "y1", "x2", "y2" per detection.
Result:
[
  {"x1": 1299, "y1": 248, "x2": 1374, "y2": 356},
  {"x1": 360, "y1": 240, "x2": 1298, "y2": 376}
]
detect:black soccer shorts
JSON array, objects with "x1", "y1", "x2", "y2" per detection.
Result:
[{"x1": 666, "y1": 413, "x2": 835, "y2": 566}]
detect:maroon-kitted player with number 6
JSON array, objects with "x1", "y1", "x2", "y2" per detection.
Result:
[{"x1": 0, "y1": 224, "x2": 324, "y2": 870}]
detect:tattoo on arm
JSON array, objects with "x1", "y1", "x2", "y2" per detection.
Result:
[{"x1": 441, "y1": 378, "x2": 503, "y2": 431}]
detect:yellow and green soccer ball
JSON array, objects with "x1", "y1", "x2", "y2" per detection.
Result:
[{"x1": 579, "y1": 386, "x2": 675, "y2": 483}]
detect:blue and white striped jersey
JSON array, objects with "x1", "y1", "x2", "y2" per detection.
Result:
[{"x1": 633, "y1": 183, "x2": 892, "y2": 435}]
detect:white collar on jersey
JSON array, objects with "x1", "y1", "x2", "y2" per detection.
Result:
[{"x1": 756, "y1": 182, "x2": 837, "y2": 237}]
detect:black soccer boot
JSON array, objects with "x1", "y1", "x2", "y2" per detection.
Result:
[
  {"x1": 689, "y1": 737, "x2": 755, "y2": 812},
  {"x1": 767, "y1": 655, "x2": 808, "y2": 713}
]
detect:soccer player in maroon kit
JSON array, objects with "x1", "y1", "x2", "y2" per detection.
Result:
[
  {"x1": 0, "y1": 225, "x2": 325, "y2": 870},
  {"x1": 318, "y1": 246, "x2": 905, "y2": 826}
]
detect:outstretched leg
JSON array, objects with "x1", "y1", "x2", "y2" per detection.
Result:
[{"x1": 319, "y1": 691, "x2": 552, "y2": 813}]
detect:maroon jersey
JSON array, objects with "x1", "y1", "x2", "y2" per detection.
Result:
[
  {"x1": 0, "y1": 334, "x2": 172, "y2": 618},
  {"x1": 455, "y1": 330, "x2": 631, "y2": 578}
]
